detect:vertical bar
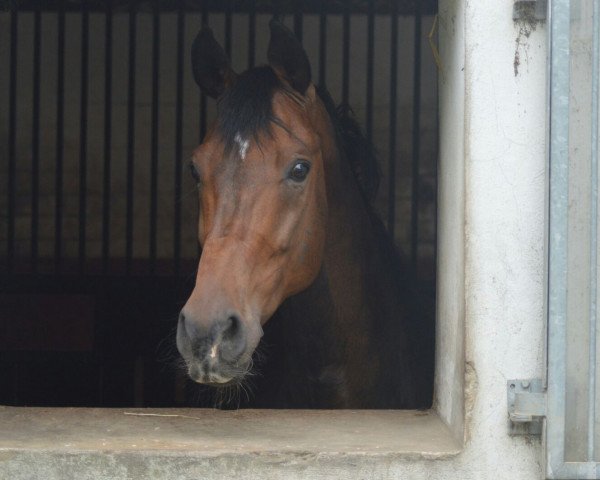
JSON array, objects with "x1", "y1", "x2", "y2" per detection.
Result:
[
  {"x1": 31, "y1": 5, "x2": 41, "y2": 273},
  {"x1": 318, "y1": 0, "x2": 327, "y2": 88},
  {"x1": 433, "y1": 95, "x2": 440, "y2": 278},
  {"x1": 547, "y1": 0, "x2": 571, "y2": 473},
  {"x1": 7, "y1": 8, "x2": 17, "y2": 273},
  {"x1": 387, "y1": 0, "x2": 398, "y2": 235},
  {"x1": 248, "y1": 1, "x2": 256, "y2": 69},
  {"x1": 102, "y1": 0, "x2": 113, "y2": 275},
  {"x1": 410, "y1": 5, "x2": 422, "y2": 277},
  {"x1": 342, "y1": 0, "x2": 350, "y2": 106},
  {"x1": 79, "y1": 0, "x2": 90, "y2": 275},
  {"x1": 587, "y1": 0, "x2": 599, "y2": 461},
  {"x1": 55, "y1": 0, "x2": 66, "y2": 273},
  {"x1": 365, "y1": 0, "x2": 375, "y2": 144},
  {"x1": 126, "y1": 0, "x2": 137, "y2": 275},
  {"x1": 294, "y1": 7, "x2": 303, "y2": 42},
  {"x1": 199, "y1": 7, "x2": 208, "y2": 143},
  {"x1": 174, "y1": 0, "x2": 185, "y2": 275},
  {"x1": 200, "y1": 6, "x2": 210, "y2": 262},
  {"x1": 225, "y1": 0, "x2": 232, "y2": 58},
  {"x1": 271, "y1": 0, "x2": 282, "y2": 21},
  {"x1": 149, "y1": 0, "x2": 160, "y2": 275}
]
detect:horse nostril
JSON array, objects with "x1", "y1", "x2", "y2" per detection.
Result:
[
  {"x1": 180, "y1": 313, "x2": 203, "y2": 340},
  {"x1": 213, "y1": 314, "x2": 246, "y2": 362},
  {"x1": 223, "y1": 315, "x2": 240, "y2": 339}
]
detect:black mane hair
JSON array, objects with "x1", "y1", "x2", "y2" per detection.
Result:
[
  {"x1": 315, "y1": 85, "x2": 381, "y2": 203},
  {"x1": 215, "y1": 65, "x2": 381, "y2": 205},
  {"x1": 216, "y1": 66, "x2": 282, "y2": 154}
]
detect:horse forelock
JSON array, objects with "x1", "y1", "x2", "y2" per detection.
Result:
[
  {"x1": 217, "y1": 66, "x2": 307, "y2": 157},
  {"x1": 216, "y1": 66, "x2": 280, "y2": 155},
  {"x1": 216, "y1": 66, "x2": 379, "y2": 204}
]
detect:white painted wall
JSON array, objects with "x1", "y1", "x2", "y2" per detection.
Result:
[{"x1": 432, "y1": 0, "x2": 547, "y2": 477}]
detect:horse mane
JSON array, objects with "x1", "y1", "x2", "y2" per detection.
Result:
[
  {"x1": 315, "y1": 85, "x2": 381, "y2": 204},
  {"x1": 316, "y1": 85, "x2": 415, "y2": 299}
]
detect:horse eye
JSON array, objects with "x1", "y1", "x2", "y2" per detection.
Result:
[
  {"x1": 189, "y1": 162, "x2": 200, "y2": 183},
  {"x1": 289, "y1": 161, "x2": 311, "y2": 182}
]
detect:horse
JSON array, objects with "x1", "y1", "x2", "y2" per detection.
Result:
[{"x1": 176, "y1": 19, "x2": 433, "y2": 409}]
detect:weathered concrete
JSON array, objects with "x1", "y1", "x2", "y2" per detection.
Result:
[
  {"x1": 435, "y1": 0, "x2": 466, "y2": 442},
  {"x1": 0, "y1": 407, "x2": 460, "y2": 479},
  {"x1": 435, "y1": 0, "x2": 546, "y2": 477}
]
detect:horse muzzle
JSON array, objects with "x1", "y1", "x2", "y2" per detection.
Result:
[{"x1": 176, "y1": 309, "x2": 261, "y2": 386}]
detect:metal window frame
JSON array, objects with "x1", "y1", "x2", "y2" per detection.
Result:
[{"x1": 546, "y1": 0, "x2": 600, "y2": 477}]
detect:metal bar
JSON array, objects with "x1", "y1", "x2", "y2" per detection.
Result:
[
  {"x1": 7, "y1": 8, "x2": 17, "y2": 273},
  {"x1": 55, "y1": 0, "x2": 66, "y2": 273},
  {"x1": 387, "y1": 0, "x2": 398, "y2": 235},
  {"x1": 587, "y1": 0, "x2": 599, "y2": 462},
  {"x1": 102, "y1": 0, "x2": 113, "y2": 274},
  {"x1": 542, "y1": 0, "x2": 552, "y2": 395},
  {"x1": 225, "y1": 0, "x2": 232, "y2": 57},
  {"x1": 248, "y1": 1, "x2": 256, "y2": 68},
  {"x1": 342, "y1": 0, "x2": 350, "y2": 106},
  {"x1": 197, "y1": 7, "x2": 209, "y2": 262},
  {"x1": 318, "y1": 0, "x2": 327, "y2": 88},
  {"x1": 433, "y1": 93, "x2": 440, "y2": 277},
  {"x1": 174, "y1": 0, "x2": 185, "y2": 276},
  {"x1": 199, "y1": 92, "x2": 207, "y2": 141},
  {"x1": 271, "y1": 0, "x2": 282, "y2": 20},
  {"x1": 149, "y1": 0, "x2": 160, "y2": 275},
  {"x1": 126, "y1": 0, "x2": 137, "y2": 275},
  {"x1": 10, "y1": 1, "x2": 438, "y2": 16},
  {"x1": 31, "y1": 5, "x2": 41, "y2": 273},
  {"x1": 410, "y1": 4, "x2": 422, "y2": 277},
  {"x1": 547, "y1": 0, "x2": 571, "y2": 473},
  {"x1": 365, "y1": 0, "x2": 374, "y2": 144},
  {"x1": 199, "y1": 7, "x2": 208, "y2": 143},
  {"x1": 79, "y1": 0, "x2": 90, "y2": 275},
  {"x1": 294, "y1": 8, "x2": 303, "y2": 42},
  {"x1": 553, "y1": 461, "x2": 600, "y2": 479}
]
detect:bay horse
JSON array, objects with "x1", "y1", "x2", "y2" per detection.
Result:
[{"x1": 176, "y1": 20, "x2": 433, "y2": 409}]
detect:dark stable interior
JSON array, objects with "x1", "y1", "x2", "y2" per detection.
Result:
[
  {"x1": 0, "y1": 0, "x2": 437, "y2": 409},
  {"x1": 1, "y1": 272, "x2": 435, "y2": 408}
]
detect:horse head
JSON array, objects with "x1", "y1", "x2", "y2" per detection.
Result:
[{"x1": 177, "y1": 20, "x2": 335, "y2": 387}]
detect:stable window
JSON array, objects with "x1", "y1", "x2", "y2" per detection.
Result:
[{"x1": 0, "y1": 0, "x2": 465, "y2": 474}]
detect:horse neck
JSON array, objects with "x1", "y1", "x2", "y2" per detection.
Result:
[{"x1": 281, "y1": 149, "x2": 415, "y2": 407}]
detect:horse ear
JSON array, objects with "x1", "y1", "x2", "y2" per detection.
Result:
[
  {"x1": 267, "y1": 18, "x2": 312, "y2": 95},
  {"x1": 191, "y1": 27, "x2": 236, "y2": 99}
]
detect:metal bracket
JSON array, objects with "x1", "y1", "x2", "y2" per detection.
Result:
[
  {"x1": 513, "y1": 0, "x2": 547, "y2": 22},
  {"x1": 507, "y1": 379, "x2": 546, "y2": 435}
]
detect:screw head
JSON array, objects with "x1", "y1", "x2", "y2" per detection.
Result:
[{"x1": 521, "y1": 380, "x2": 530, "y2": 389}]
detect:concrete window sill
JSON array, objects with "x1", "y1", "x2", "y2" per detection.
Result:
[{"x1": 0, "y1": 406, "x2": 460, "y2": 478}]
